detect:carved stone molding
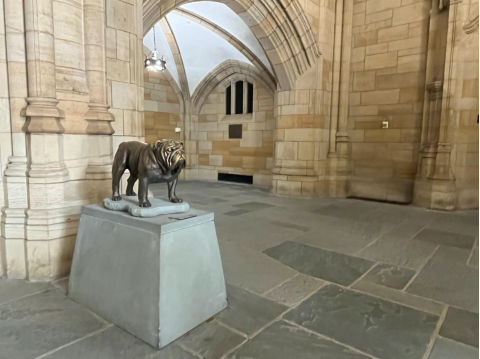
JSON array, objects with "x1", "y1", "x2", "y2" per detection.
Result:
[
  {"x1": 439, "y1": 0, "x2": 450, "y2": 11},
  {"x1": 427, "y1": 81, "x2": 444, "y2": 100},
  {"x1": 22, "y1": 98, "x2": 65, "y2": 134},
  {"x1": 85, "y1": 104, "x2": 115, "y2": 135},
  {"x1": 463, "y1": 4, "x2": 480, "y2": 34}
]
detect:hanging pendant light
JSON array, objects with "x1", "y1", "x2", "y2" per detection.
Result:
[{"x1": 145, "y1": 25, "x2": 166, "y2": 72}]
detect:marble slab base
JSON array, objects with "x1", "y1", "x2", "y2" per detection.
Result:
[
  {"x1": 103, "y1": 196, "x2": 189, "y2": 217},
  {"x1": 68, "y1": 204, "x2": 228, "y2": 349}
]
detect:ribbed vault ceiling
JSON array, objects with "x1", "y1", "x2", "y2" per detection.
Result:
[{"x1": 143, "y1": 1, "x2": 274, "y2": 96}]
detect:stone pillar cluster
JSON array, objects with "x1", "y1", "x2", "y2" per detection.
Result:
[{"x1": 0, "y1": 0, "x2": 144, "y2": 280}]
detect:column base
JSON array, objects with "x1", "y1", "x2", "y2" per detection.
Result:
[
  {"x1": 271, "y1": 175, "x2": 323, "y2": 197},
  {"x1": 413, "y1": 177, "x2": 456, "y2": 211},
  {"x1": 85, "y1": 103, "x2": 115, "y2": 135},
  {"x1": 324, "y1": 154, "x2": 350, "y2": 197},
  {"x1": 23, "y1": 97, "x2": 65, "y2": 134}
]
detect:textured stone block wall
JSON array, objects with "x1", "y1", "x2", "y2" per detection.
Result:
[
  {"x1": 347, "y1": 0, "x2": 431, "y2": 203},
  {"x1": 450, "y1": 0, "x2": 479, "y2": 209},
  {"x1": 144, "y1": 70, "x2": 182, "y2": 143},
  {"x1": 0, "y1": 0, "x2": 145, "y2": 281},
  {"x1": 194, "y1": 81, "x2": 274, "y2": 188}
]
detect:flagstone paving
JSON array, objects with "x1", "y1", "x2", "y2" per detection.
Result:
[{"x1": 0, "y1": 181, "x2": 478, "y2": 359}]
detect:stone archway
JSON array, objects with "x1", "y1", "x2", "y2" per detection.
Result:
[
  {"x1": 191, "y1": 59, "x2": 276, "y2": 114},
  {"x1": 143, "y1": 0, "x2": 320, "y2": 90}
]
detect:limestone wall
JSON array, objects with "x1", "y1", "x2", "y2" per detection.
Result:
[
  {"x1": 0, "y1": 0, "x2": 145, "y2": 281},
  {"x1": 448, "y1": 0, "x2": 479, "y2": 209},
  {"x1": 271, "y1": 0, "x2": 334, "y2": 197},
  {"x1": 193, "y1": 80, "x2": 274, "y2": 188},
  {"x1": 0, "y1": 0, "x2": 9, "y2": 275},
  {"x1": 347, "y1": 0, "x2": 431, "y2": 203},
  {"x1": 144, "y1": 69, "x2": 183, "y2": 143}
]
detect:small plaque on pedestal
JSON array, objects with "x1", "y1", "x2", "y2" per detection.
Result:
[{"x1": 68, "y1": 203, "x2": 228, "y2": 349}]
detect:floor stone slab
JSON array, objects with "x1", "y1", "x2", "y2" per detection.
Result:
[
  {"x1": 362, "y1": 264, "x2": 415, "y2": 290},
  {"x1": 379, "y1": 215, "x2": 436, "y2": 241},
  {"x1": 217, "y1": 218, "x2": 305, "y2": 251},
  {"x1": 284, "y1": 284, "x2": 438, "y2": 359},
  {"x1": 432, "y1": 245, "x2": 471, "y2": 264},
  {"x1": 469, "y1": 243, "x2": 479, "y2": 268},
  {"x1": 439, "y1": 307, "x2": 479, "y2": 348},
  {"x1": 233, "y1": 201, "x2": 275, "y2": 211},
  {"x1": 43, "y1": 326, "x2": 196, "y2": 359},
  {"x1": 219, "y1": 242, "x2": 297, "y2": 294},
  {"x1": 245, "y1": 204, "x2": 337, "y2": 228},
  {"x1": 190, "y1": 197, "x2": 229, "y2": 206},
  {"x1": 267, "y1": 220, "x2": 311, "y2": 232},
  {"x1": 353, "y1": 280, "x2": 444, "y2": 316},
  {"x1": 264, "y1": 241, "x2": 375, "y2": 286},
  {"x1": 413, "y1": 228, "x2": 476, "y2": 250},
  {"x1": 0, "y1": 279, "x2": 52, "y2": 305},
  {"x1": 428, "y1": 338, "x2": 479, "y2": 359},
  {"x1": 406, "y1": 260, "x2": 479, "y2": 313},
  {"x1": 177, "y1": 321, "x2": 246, "y2": 359},
  {"x1": 227, "y1": 321, "x2": 370, "y2": 359},
  {"x1": 293, "y1": 216, "x2": 391, "y2": 255},
  {"x1": 223, "y1": 209, "x2": 251, "y2": 216},
  {"x1": 313, "y1": 200, "x2": 417, "y2": 226},
  {"x1": 0, "y1": 289, "x2": 107, "y2": 359},
  {"x1": 215, "y1": 284, "x2": 288, "y2": 336},
  {"x1": 427, "y1": 214, "x2": 478, "y2": 237},
  {"x1": 264, "y1": 274, "x2": 325, "y2": 307},
  {"x1": 357, "y1": 236, "x2": 437, "y2": 270}
]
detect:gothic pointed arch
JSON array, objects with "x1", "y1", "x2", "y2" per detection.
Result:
[
  {"x1": 159, "y1": 18, "x2": 190, "y2": 99},
  {"x1": 143, "y1": 0, "x2": 320, "y2": 90},
  {"x1": 174, "y1": 8, "x2": 276, "y2": 87},
  {"x1": 190, "y1": 59, "x2": 275, "y2": 114}
]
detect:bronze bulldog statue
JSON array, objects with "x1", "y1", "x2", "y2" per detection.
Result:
[{"x1": 112, "y1": 140, "x2": 186, "y2": 207}]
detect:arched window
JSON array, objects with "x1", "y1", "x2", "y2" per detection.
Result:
[
  {"x1": 247, "y1": 82, "x2": 254, "y2": 114},
  {"x1": 235, "y1": 81, "x2": 244, "y2": 114},
  {"x1": 226, "y1": 85, "x2": 231, "y2": 115},
  {"x1": 225, "y1": 80, "x2": 254, "y2": 115}
]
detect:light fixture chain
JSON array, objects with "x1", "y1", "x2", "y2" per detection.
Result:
[{"x1": 152, "y1": 25, "x2": 157, "y2": 52}]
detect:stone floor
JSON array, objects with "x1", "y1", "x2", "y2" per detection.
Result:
[{"x1": 1, "y1": 180, "x2": 479, "y2": 359}]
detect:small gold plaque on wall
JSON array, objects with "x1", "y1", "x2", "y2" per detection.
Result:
[{"x1": 382, "y1": 121, "x2": 389, "y2": 129}]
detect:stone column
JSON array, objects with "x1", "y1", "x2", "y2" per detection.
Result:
[
  {"x1": 419, "y1": 81, "x2": 444, "y2": 178},
  {"x1": 1, "y1": 0, "x2": 29, "y2": 279},
  {"x1": 23, "y1": 0, "x2": 65, "y2": 133},
  {"x1": 271, "y1": 1, "x2": 333, "y2": 198},
  {"x1": 0, "y1": 0, "x2": 9, "y2": 276},
  {"x1": 325, "y1": 0, "x2": 353, "y2": 197},
  {"x1": 22, "y1": 0, "x2": 72, "y2": 280},
  {"x1": 84, "y1": 0, "x2": 114, "y2": 134},
  {"x1": 413, "y1": 0, "x2": 446, "y2": 208},
  {"x1": 84, "y1": 0, "x2": 115, "y2": 201},
  {"x1": 429, "y1": 0, "x2": 464, "y2": 210}
]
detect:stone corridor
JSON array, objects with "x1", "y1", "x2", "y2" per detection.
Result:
[{"x1": 1, "y1": 181, "x2": 478, "y2": 359}]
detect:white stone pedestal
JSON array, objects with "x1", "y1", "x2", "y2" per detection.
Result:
[{"x1": 68, "y1": 204, "x2": 228, "y2": 349}]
